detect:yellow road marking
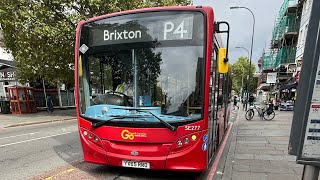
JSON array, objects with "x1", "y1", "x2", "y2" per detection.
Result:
[{"x1": 43, "y1": 168, "x2": 75, "y2": 180}]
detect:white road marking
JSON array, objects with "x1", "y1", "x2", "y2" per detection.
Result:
[
  {"x1": 0, "y1": 132, "x2": 72, "y2": 148},
  {"x1": 0, "y1": 132, "x2": 42, "y2": 140}
]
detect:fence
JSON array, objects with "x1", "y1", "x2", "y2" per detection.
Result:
[{"x1": 34, "y1": 89, "x2": 75, "y2": 108}]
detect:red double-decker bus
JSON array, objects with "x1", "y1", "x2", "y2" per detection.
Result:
[{"x1": 75, "y1": 6, "x2": 232, "y2": 172}]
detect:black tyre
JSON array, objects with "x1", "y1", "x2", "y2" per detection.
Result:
[
  {"x1": 245, "y1": 110, "x2": 254, "y2": 120},
  {"x1": 263, "y1": 111, "x2": 275, "y2": 121}
]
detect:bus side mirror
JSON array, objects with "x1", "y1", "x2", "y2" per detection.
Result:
[{"x1": 218, "y1": 48, "x2": 229, "y2": 74}]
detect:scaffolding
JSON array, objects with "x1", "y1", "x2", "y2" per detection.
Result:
[
  {"x1": 275, "y1": 46, "x2": 297, "y2": 67},
  {"x1": 262, "y1": 53, "x2": 272, "y2": 71},
  {"x1": 279, "y1": 0, "x2": 299, "y2": 19},
  {"x1": 267, "y1": 0, "x2": 301, "y2": 69},
  {"x1": 262, "y1": 49, "x2": 278, "y2": 71},
  {"x1": 262, "y1": 53, "x2": 274, "y2": 70},
  {"x1": 279, "y1": 14, "x2": 300, "y2": 35}
]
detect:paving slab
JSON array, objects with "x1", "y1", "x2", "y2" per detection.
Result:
[
  {"x1": 231, "y1": 172, "x2": 268, "y2": 180},
  {"x1": 266, "y1": 173, "x2": 301, "y2": 180},
  {"x1": 217, "y1": 109, "x2": 305, "y2": 180},
  {"x1": 0, "y1": 109, "x2": 76, "y2": 128}
]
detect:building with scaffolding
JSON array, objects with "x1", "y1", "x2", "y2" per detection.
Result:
[
  {"x1": 295, "y1": 0, "x2": 313, "y2": 83},
  {"x1": 258, "y1": 0, "x2": 303, "y2": 105}
]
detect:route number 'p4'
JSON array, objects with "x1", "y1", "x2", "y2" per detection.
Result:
[{"x1": 164, "y1": 20, "x2": 187, "y2": 40}]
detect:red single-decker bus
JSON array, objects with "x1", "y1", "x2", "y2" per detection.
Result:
[{"x1": 75, "y1": 6, "x2": 232, "y2": 172}]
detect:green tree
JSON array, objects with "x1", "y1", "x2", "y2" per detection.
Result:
[
  {"x1": 249, "y1": 76, "x2": 258, "y2": 94},
  {"x1": 231, "y1": 56, "x2": 256, "y2": 94},
  {"x1": 0, "y1": 0, "x2": 191, "y2": 86}
]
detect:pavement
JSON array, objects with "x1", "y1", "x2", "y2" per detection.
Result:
[
  {"x1": 216, "y1": 108, "x2": 309, "y2": 180},
  {"x1": 0, "y1": 108, "x2": 76, "y2": 128}
]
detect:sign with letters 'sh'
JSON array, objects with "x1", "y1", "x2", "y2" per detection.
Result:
[{"x1": 0, "y1": 68, "x2": 16, "y2": 81}]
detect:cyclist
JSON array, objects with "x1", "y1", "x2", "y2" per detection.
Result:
[
  {"x1": 233, "y1": 95, "x2": 239, "y2": 110},
  {"x1": 248, "y1": 94, "x2": 255, "y2": 106}
]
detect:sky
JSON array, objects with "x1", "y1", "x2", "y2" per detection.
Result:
[
  {"x1": 0, "y1": 47, "x2": 12, "y2": 61},
  {"x1": 193, "y1": 0, "x2": 284, "y2": 69}
]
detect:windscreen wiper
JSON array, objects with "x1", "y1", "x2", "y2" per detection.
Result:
[
  {"x1": 111, "y1": 107, "x2": 177, "y2": 131},
  {"x1": 92, "y1": 117, "x2": 125, "y2": 128}
]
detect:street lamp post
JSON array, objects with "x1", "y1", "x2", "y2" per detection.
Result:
[
  {"x1": 239, "y1": 64, "x2": 245, "y2": 99},
  {"x1": 235, "y1": 46, "x2": 250, "y2": 99},
  {"x1": 235, "y1": 46, "x2": 250, "y2": 59},
  {"x1": 230, "y1": 6, "x2": 255, "y2": 110}
]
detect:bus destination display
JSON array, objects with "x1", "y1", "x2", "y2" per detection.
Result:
[{"x1": 88, "y1": 14, "x2": 194, "y2": 46}]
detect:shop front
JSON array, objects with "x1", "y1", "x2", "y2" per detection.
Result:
[
  {"x1": 0, "y1": 59, "x2": 75, "y2": 111},
  {"x1": 278, "y1": 83, "x2": 297, "y2": 111},
  {"x1": 0, "y1": 60, "x2": 23, "y2": 99}
]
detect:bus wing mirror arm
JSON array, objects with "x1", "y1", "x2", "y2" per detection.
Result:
[{"x1": 214, "y1": 21, "x2": 230, "y2": 62}]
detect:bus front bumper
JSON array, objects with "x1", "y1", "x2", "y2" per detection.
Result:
[{"x1": 79, "y1": 129, "x2": 207, "y2": 172}]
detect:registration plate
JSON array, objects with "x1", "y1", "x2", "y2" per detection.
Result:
[{"x1": 122, "y1": 160, "x2": 150, "y2": 169}]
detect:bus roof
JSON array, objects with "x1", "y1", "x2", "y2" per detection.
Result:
[{"x1": 78, "y1": 6, "x2": 213, "y2": 25}]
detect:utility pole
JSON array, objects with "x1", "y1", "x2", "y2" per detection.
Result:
[{"x1": 230, "y1": 6, "x2": 255, "y2": 110}]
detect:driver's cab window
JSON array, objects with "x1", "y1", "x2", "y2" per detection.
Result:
[
  {"x1": 88, "y1": 56, "x2": 114, "y2": 102},
  {"x1": 87, "y1": 52, "x2": 135, "y2": 107}
]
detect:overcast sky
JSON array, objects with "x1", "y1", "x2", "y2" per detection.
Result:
[
  {"x1": 193, "y1": 0, "x2": 284, "y2": 69},
  {"x1": 0, "y1": 48, "x2": 12, "y2": 60}
]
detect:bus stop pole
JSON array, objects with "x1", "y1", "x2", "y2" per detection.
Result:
[{"x1": 302, "y1": 165, "x2": 319, "y2": 180}]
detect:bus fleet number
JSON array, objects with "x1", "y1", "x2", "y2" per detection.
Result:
[{"x1": 185, "y1": 125, "x2": 200, "y2": 131}]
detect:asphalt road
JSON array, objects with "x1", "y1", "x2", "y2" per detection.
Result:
[
  {"x1": 0, "y1": 120, "x2": 202, "y2": 180},
  {"x1": 0, "y1": 120, "x2": 81, "y2": 180}
]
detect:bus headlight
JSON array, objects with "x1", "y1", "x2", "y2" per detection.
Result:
[
  {"x1": 80, "y1": 128, "x2": 103, "y2": 149},
  {"x1": 170, "y1": 132, "x2": 201, "y2": 154},
  {"x1": 94, "y1": 136, "x2": 99, "y2": 142},
  {"x1": 177, "y1": 140, "x2": 183, "y2": 147},
  {"x1": 184, "y1": 137, "x2": 190, "y2": 144},
  {"x1": 191, "y1": 135, "x2": 197, "y2": 141}
]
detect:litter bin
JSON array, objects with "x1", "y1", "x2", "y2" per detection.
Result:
[{"x1": 0, "y1": 100, "x2": 11, "y2": 114}]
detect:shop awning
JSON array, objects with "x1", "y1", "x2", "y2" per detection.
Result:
[
  {"x1": 279, "y1": 83, "x2": 297, "y2": 91},
  {"x1": 257, "y1": 83, "x2": 270, "y2": 91}
]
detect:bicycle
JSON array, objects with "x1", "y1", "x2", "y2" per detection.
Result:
[{"x1": 245, "y1": 103, "x2": 275, "y2": 121}]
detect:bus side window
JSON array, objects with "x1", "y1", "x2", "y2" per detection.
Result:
[
  {"x1": 210, "y1": 46, "x2": 220, "y2": 114},
  {"x1": 217, "y1": 95, "x2": 223, "y2": 106}
]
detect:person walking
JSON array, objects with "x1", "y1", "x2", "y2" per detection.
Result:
[
  {"x1": 233, "y1": 95, "x2": 239, "y2": 110},
  {"x1": 248, "y1": 94, "x2": 255, "y2": 106},
  {"x1": 241, "y1": 96, "x2": 246, "y2": 110},
  {"x1": 47, "y1": 95, "x2": 54, "y2": 113}
]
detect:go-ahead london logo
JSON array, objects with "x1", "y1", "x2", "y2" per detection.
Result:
[{"x1": 121, "y1": 129, "x2": 147, "y2": 140}]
